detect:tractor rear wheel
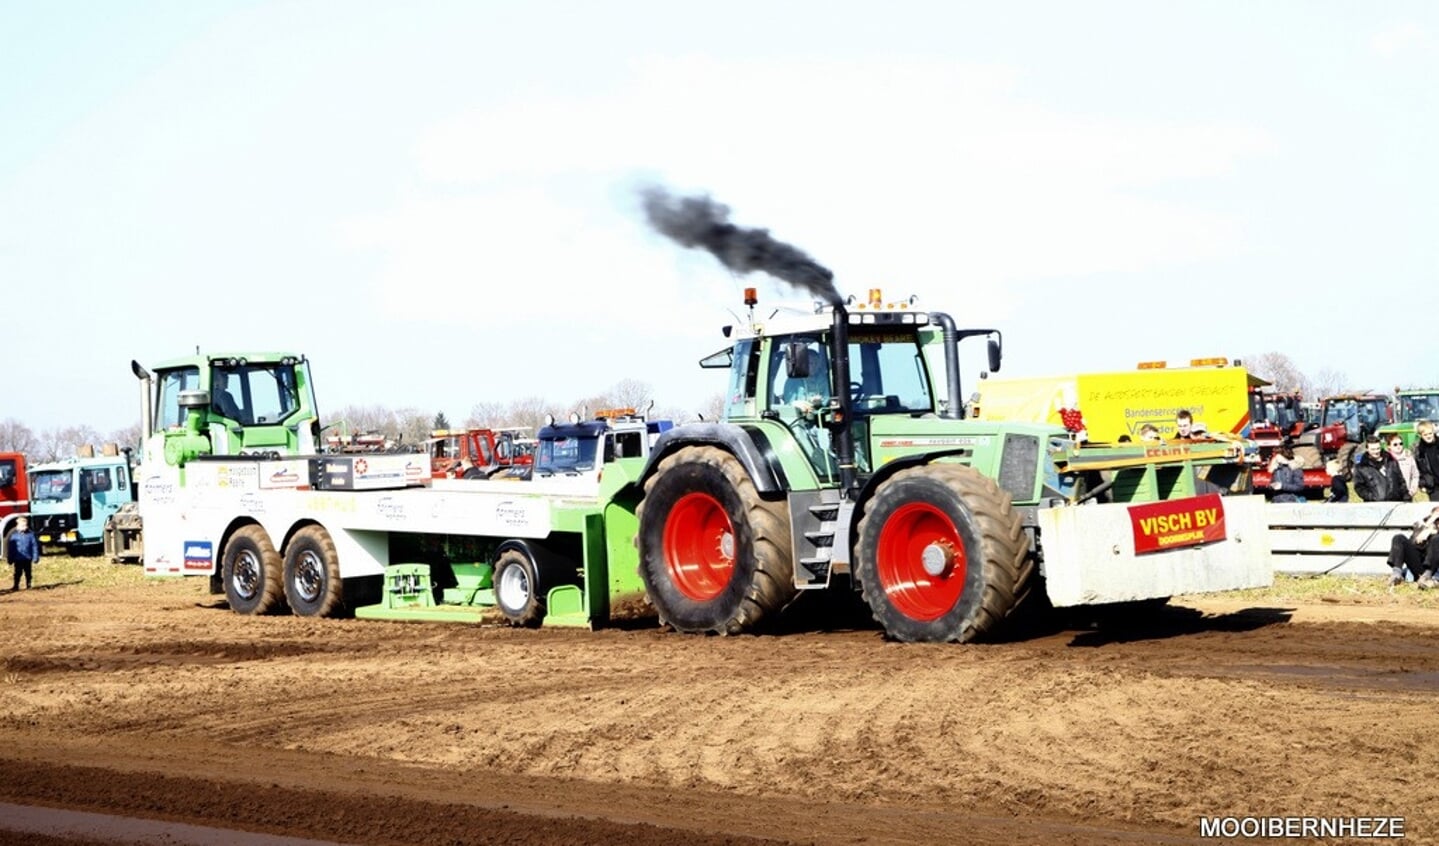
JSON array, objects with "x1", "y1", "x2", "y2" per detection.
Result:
[
  {"x1": 637, "y1": 446, "x2": 794, "y2": 634},
  {"x1": 222, "y1": 525, "x2": 285, "y2": 615},
  {"x1": 283, "y1": 525, "x2": 344, "y2": 617},
  {"x1": 494, "y1": 547, "x2": 546, "y2": 628},
  {"x1": 854, "y1": 464, "x2": 1029, "y2": 643}
]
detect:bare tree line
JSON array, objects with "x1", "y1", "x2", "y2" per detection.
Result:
[
  {"x1": 0, "y1": 377, "x2": 727, "y2": 463},
  {"x1": 2, "y1": 353, "x2": 1417, "y2": 463}
]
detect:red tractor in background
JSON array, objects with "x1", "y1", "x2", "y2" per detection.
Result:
[
  {"x1": 429, "y1": 427, "x2": 534, "y2": 479},
  {"x1": 1248, "y1": 390, "x2": 1394, "y2": 501},
  {"x1": 1306, "y1": 393, "x2": 1394, "y2": 473},
  {"x1": 1248, "y1": 388, "x2": 1330, "y2": 498}
]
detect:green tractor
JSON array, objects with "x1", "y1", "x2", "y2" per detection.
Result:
[
  {"x1": 633, "y1": 289, "x2": 1269, "y2": 642},
  {"x1": 1377, "y1": 389, "x2": 1439, "y2": 451}
]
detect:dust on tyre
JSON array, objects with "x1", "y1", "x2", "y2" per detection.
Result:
[
  {"x1": 636, "y1": 446, "x2": 794, "y2": 634},
  {"x1": 854, "y1": 464, "x2": 1028, "y2": 643},
  {"x1": 494, "y1": 547, "x2": 545, "y2": 628},
  {"x1": 222, "y1": 525, "x2": 285, "y2": 615},
  {"x1": 283, "y1": 525, "x2": 344, "y2": 617}
]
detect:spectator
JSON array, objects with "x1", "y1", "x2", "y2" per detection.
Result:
[
  {"x1": 1172, "y1": 410, "x2": 1196, "y2": 440},
  {"x1": 1385, "y1": 505, "x2": 1439, "y2": 588},
  {"x1": 6, "y1": 516, "x2": 40, "y2": 591},
  {"x1": 1139, "y1": 423, "x2": 1161, "y2": 443},
  {"x1": 1388, "y1": 436, "x2": 1420, "y2": 500},
  {"x1": 1353, "y1": 435, "x2": 1409, "y2": 502},
  {"x1": 1414, "y1": 420, "x2": 1439, "y2": 500},
  {"x1": 1267, "y1": 438, "x2": 1307, "y2": 503}
]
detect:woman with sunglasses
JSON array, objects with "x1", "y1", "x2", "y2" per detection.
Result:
[{"x1": 1387, "y1": 436, "x2": 1420, "y2": 500}]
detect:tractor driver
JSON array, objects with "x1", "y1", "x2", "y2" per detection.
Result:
[{"x1": 777, "y1": 340, "x2": 831, "y2": 420}]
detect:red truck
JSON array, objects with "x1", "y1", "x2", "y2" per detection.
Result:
[{"x1": 1, "y1": 452, "x2": 31, "y2": 546}]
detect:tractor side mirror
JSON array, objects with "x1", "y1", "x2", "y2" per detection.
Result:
[{"x1": 987, "y1": 338, "x2": 1002, "y2": 374}]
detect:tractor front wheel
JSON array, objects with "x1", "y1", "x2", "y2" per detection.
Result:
[
  {"x1": 636, "y1": 446, "x2": 794, "y2": 634},
  {"x1": 854, "y1": 464, "x2": 1029, "y2": 643}
]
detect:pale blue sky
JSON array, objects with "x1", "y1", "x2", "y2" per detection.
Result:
[{"x1": 2, "y1": 1, "x2": 1435, "y2": 434}]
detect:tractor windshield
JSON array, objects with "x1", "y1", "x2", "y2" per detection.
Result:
[{"x1": 1399, "y1": 394, "x2": 1439, "y2": 423}]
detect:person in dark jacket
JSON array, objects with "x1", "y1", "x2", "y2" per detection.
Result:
[
  {"x1": 1414, "y1": 420, "x2": 1439, "y2": 500},
  {"x1": 1386, "y1": 505, "x2": 1439, "y2": 588},
  {"x1": 1353, "y1": 436, "x2": 1409, "y2": 502},
  {"x1": 6, "y1": 516, "x2": 40, "y2": 590}
]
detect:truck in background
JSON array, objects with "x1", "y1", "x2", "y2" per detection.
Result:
[
  {"x1": 0, "y1": 452, "x2": 30, "y2": 548},
  {"x1": 28, "y1": 446, "x2": 137, "y2": 555},
  {"x1": 971, "y1": 358, "x2": 1260, "y2": 444}
]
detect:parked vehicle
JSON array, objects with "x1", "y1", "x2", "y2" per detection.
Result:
[{"x1": 28, "y1": 447, "x2": 136, "y2": 555}]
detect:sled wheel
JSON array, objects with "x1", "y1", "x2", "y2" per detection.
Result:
[
  {"x1": 637, "y1": 446, "x2": 794, "y2": 634},
  {"x1": 855, "y1": 464, "x2": 1028, "y2": 643},
  {"x1": 222, "y1": 525, "x2": 285, "y2": 615},
  {"x1": 494, "y1": 547, "x2": 546, "y2": 628},
  {"x1": 283, "y1": 525, "x2": 344, "y2": 617}
]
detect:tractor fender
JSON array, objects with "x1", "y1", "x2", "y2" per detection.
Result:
[{"x1": 641, "y1": 422, "x2": 786, "y2": 494}]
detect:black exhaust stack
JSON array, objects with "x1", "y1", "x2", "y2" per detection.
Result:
[{"x1": 828, "y1": 304, "x2": 858, "y2": 495}]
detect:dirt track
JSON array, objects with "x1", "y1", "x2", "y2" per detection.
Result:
[{"x1": 1, "y1": 571, "x2": 1437, "y2": 845}]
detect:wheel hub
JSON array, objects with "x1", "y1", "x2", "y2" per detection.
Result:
[{"x1": 920, "y1": 541, "x2": 953, "y2": 577}]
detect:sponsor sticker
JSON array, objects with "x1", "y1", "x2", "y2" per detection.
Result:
[
  {"x1": 183, "y1": 540, "x2": 214, "y2": 572},
  {"x1": 1128, "y1": 493, "x2": 1225, "y2": 555}
]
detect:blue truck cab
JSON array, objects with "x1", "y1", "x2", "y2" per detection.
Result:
[{"x1": 28, "y1": 453, "x2": 137, "y2": 554}]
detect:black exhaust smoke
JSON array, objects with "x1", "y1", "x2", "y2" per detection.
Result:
[{"x1": 641, "y1": 186, "x2": 840, "y2": 306}]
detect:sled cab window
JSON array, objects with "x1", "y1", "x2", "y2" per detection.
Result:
[
  {"x1": 156, "y1": 366, "x2": 201, "y2": 432},
  {"x1": 211, "y1": 361, "x2": 302, "y2": 427}
]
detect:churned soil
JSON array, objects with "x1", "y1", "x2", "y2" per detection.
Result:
[{"x1": 1, "y1": 570, "x2": 1437, "y2": 845}]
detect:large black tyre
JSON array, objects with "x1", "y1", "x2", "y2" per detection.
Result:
[
  {"x1": 282, "y1": 525, "x2": 344, "y2": 617},
  {"x1": 494, "y1": 547, "x2": 545, "y2": 628},
  {"x1": 636, "y1": 446, "x2": 795, "y2": 634},
  {"x1": 222, "y1": 525, "x2": 285, "y2": 615},
  {"x1": 854, "y1": 464, "x2": 1029, "y2": 643}
]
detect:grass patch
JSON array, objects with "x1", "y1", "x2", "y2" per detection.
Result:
[{"x1": 20, "y1": 553, "x2": 152, "y2": 592}]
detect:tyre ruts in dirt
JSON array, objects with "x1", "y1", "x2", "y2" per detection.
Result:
[
  {"x1": 221, "y1": 524, "x2": 285, "y2": 615},
  {"x1": 854, "y1": 463, "x2": 1029, "y2": 642},
  {"x1": 636, "y1": 445, "x2": 795, "y2": 634},
  {"x1": 282, "y1": 524, "x2": 344, "y2": 617}
]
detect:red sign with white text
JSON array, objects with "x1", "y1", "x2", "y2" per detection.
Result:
[{"x1": 1128, "y1": 493, "x2": 1226, "y2": 555}]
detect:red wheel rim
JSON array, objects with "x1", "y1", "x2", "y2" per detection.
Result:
[
  {"x1": 662, "y1": 492, "x2": 736, "y2": 601},
  {"x1": 875, "y1": 502, "x2": 967, "y2": 621}
]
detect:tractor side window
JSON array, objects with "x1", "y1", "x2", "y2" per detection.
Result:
[
  {"x1": 0, "y1": 459, "x2": 15, "y2": 488},
  {"x1": 722, "y1": 340, "x2": 757, "y2": 419},
  {"x1": 768, "y1": 336, "x2": 829, "y2": 411}
]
